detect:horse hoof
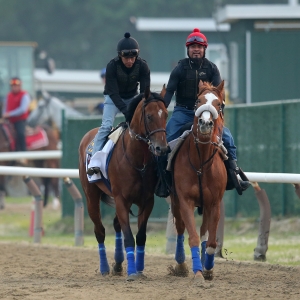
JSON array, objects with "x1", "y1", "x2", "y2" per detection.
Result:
[
  {"x1": 203, "y1": 268, "x2": 214, "y2": 281},
  {"x1": 168, "y1": 263, "x2": 189, "y2": 277},
  {"x1": 136, "y1": 272, "x2": 147, "y2": 279},
  {"x1": 126, "y1": 273, "x2": 138, "y2": 281},
  {"x1": 193, "y1": 272, "x2": 205, "y2": 286},
  {"x1": 101, "y1": 271, "x2": 110, "y2": 277},
  {"x1": 111, "y1": 263, "x2": 123, "y2": 276}
]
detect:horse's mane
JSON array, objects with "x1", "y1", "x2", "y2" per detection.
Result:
[
  {"x1": 126, "y1": 92, "x2": 165, "y2": 123},
  {"x1": 199, "y1": 82, "x2": 224, "y2": 100}
]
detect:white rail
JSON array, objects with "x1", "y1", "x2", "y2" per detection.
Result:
[
  {"x1": 0, "y1": 166, "x2": 78, "y2": 178},
  {"x1": 0, "y1": 151, "x2": 62, "y2": 161},
  {"x1": 1, "y1": 166, "x2": 300, "y2": 184}
]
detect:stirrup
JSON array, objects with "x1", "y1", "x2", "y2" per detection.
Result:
[
  {"x1": 87, "y1": 167, "x2": 100, "y2": 176},
  {"x1": 239, "y1": 180, "x2": 250, "y2": 191}
]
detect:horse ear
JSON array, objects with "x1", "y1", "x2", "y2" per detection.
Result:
[
  {"x1": 144, "y1": 86, "x2": 150, "y2": 100},
  {"x1": 216, "y1": 80, "x2": 225, "y2": 95},
  {"x1": 160, "y1": 84, "x2": 166, "y2": 98},
  {"x1": 198, "y1": 80, "x2": 204, "y2": 91}
]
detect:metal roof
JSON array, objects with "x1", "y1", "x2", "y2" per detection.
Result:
[
  {"x1": 215, "y1": 4, "x2": 300, "y2": 23},
  {"x1": 34, "y1": 69, "x2": 169, "y2": 94},
  {"x1": 135, "y1": 18, "x2": 230, "y2": 32}
]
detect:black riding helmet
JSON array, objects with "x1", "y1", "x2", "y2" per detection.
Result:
[{"x1": 117, "y1": 32, "x2": 140, "y2": 58}]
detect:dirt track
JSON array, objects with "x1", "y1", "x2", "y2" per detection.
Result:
[{"x1": 0, "y1": 242, "x2": 299, "y2": 300}]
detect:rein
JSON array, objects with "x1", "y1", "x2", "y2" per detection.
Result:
[{"x1": 188, "y1": 135, "x2": 218, "y2": 212}]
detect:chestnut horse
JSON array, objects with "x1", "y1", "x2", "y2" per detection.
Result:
[
  {"x1": 0, "y1": 121, "x2": 60, "y2": 209},
  {"x1": 79, "y1": 87, "x2": 168, "y2": 281},
  {"x1": 170, "y1": 80, "x2": 227, "y2": 283}
]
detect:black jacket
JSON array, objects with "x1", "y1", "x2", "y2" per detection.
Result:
[
  {"x1": 104, "y1": 56, "x2": 150, "y2": 113},
  {"x1": 164, "y1": 58, "x2": 221, "y2": 108}
]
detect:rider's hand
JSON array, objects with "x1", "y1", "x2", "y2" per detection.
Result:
[{"x1": 2, "y1": 113, "x2": 9, "y2": 119}]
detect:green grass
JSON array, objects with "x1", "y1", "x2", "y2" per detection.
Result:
[{"x1": 1, "y1": 196, "x2": 300, "y2": 266}]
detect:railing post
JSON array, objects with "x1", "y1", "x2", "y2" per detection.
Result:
[
  {"x1": 23, "y1": 176, "x2": 43, "y2": 243},
  {"x1": 252, "y1": 182, "x2": 271, "y2": 261},
  {"x1": 63, "y1": 177, "x2": 84, "y2": 246},
  {"x1": 215, "y1": 199, "x2": 225, "y2": 257},
  {"x1": 165, "y1": 197, "x2": 177, "y2": 254},
  {"x1": 294, "y1": 184, "x2": 300, "y2": 199}
]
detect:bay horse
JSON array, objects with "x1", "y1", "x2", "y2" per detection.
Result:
[
  {"x1": 0, "y1": 120, "x2": 60, "y2": 209},
  {"x1": 78, "y1": 87, "x2": 168, "y2": 281},
  {"x1": 169, "y1": 80, "x2": 227, "y2": 283}
]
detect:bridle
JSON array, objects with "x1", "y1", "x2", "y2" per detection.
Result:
[
  {"x1": 187, "y1": 91, "x2": 224, "y2": 212},
  {"x1": 127, "y1": 98, "x2": 166, "y2": 154},
  {"x1": 192, "y1": 92, "x2": 222, "y2": 145}
]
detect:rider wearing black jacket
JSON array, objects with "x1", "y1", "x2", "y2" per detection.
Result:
[
  {"x1": 156, "y1": 28, "x2": 249, "y2": 196},
  {"x1": 87, "y1": 32, "x2": 150, "y2": 176}
]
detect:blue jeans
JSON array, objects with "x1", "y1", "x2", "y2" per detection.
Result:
[
  {"x1": 92, "y1": 94, "x2": 135, "y2": 155},
  {"x1": 166, "y1": 106, "x2": 237, "y2": 160},
  {"x1": 13, "y1": 120, "x2": 27, "y2": 151}
]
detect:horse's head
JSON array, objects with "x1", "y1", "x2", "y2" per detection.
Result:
[
  {"x1": 194, "y1": 80, "x2": 224, "y2": 140},
  {"x1": 129, "y1": 86, "x2": 169, "y2": 156}
]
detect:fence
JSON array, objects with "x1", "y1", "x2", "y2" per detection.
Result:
[
  {"x1": 1, "y1": 151, "x2": 300, "y2": 259},
  {"x1": 61, "y1": 99, "x2": 300, "y2": 217},
  {"x1": 0, "y1": 151, "x2": 83, "y2": 246}
]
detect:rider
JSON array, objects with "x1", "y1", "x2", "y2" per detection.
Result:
[
  {"x1": 2, "y1": 77, "x2": 30, "y2": 153},
  {"x1": 87, "y1": 32, "x2": 151, "y2": 175},
  {"x1": 161, "y1": 28, "x2": 250, "y2": 195}
]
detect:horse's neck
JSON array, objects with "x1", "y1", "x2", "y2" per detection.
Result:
[
  {"x1": 189, "y1": 133, "x2": 215, "y2": 165},
  {"x1": 123, "y1": 129, "x2": 151, "y2": 165}
]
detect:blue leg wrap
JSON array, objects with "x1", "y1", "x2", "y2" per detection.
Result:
[
  {"x1": 175, "y1": 235, "x2": 185, "y2": 264},
  {"x1": 125, "y1": 247, "x2": 136, "y2": 275},
  {"x1": 136, "y1": 245, "x2": 145, "y2": 273},
  {"x1": 204, "y1": 252, "x2": 215, "y2": 271},
  {"x1": 201, "y1": 241, "x2": 207, "y2": 266},
  {"x1": 114, "y1": 232, "x2": 124, "y2": 264},
  {"x1": 98, "y1": 243, "x2": 110, "y2": 275},
  {"x1": 191, "y1": 246, "x2": 202, "y2": 274}
]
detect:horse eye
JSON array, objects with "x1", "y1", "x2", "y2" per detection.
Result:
[{"x1": 147, "y1": 114, "x2": 152, "y2": 121}]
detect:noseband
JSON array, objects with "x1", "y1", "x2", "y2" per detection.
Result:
[
  {"x1": 192, "y1": 95, "x2": 222, "y2": 144},
  {"x1": 128, "y1": 98, "x2": 166, "y2": 154}
]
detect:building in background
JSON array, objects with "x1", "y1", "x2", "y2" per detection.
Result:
[
  {"x1": 132, "y1": 0, "x2": 300, "y2": 104},
  {"x1": 0, "y1": 42, "x2": 36, "y2": 100}
]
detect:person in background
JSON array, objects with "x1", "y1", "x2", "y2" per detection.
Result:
[
  {"x1": 2, "y1": 77, "x2": 30, "y2": 153},
  {"x1": 87, "y1": 32, "x2": 150, "y2": 175},
  {"x1": 93, "y1": 68, "x2": 106, "y2": 115}
]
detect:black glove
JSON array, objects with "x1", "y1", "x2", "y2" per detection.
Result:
[{"x1": 122, "y1": 109, "x2": 131, "y2": 123}]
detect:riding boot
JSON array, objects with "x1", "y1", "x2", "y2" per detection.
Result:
[
  {"x1": 224, "y1": 159, "x2": 250, "y2": 195},
  {"x1": 155, "y1": 154, "x2": 172, "y2": 198},
  {"x1": 87, "y1": 167, "x2": 100, "y2": 176}
]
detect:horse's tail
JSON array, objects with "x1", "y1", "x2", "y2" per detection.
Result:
[{"x1": 101, "y1": 193, "x2": 115, "y2": 208}]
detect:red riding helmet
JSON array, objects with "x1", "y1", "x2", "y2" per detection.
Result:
[{"x1": 186, "y1": 28, "x2": 208, "y2": 48}]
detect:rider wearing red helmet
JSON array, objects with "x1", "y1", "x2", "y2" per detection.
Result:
[{"x1": 159, "y1": 28, "x2": 250, "y2": 196}]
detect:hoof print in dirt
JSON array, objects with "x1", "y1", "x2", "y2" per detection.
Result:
[{"x1": 167, "y1": 263, "x2": 189, "y2": 277}]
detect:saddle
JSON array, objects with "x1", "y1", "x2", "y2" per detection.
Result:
[
  {"x1": 1, "y1": 122, "x2": 49, "y2": 151},
  {"x1": 86, "y1": 123, "x2": 127, "y2": 188}
]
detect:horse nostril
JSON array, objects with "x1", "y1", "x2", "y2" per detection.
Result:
[
  {"x1": 155, "y1": 146, "x2": 161, "y2": 154},
  {"x1": 209, "y1": 121, "x2": 214, "y2": 126}
]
